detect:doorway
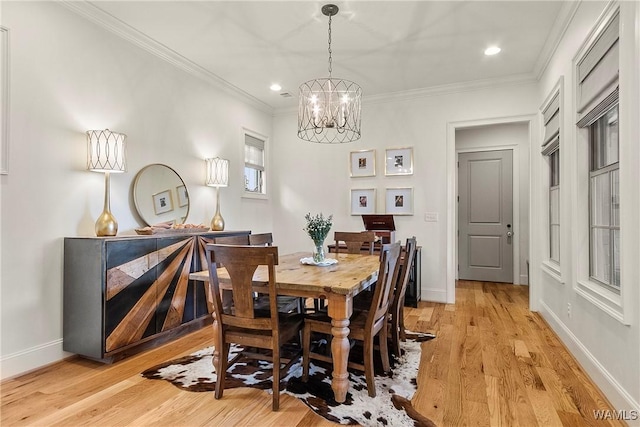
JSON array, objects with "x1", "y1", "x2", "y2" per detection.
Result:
[
  {"x1": 447, "y1": 117, "x2": 533, "y2": 308},
  {"x1": 458, "y1": 150, "x2": 514, "y2": 283}
]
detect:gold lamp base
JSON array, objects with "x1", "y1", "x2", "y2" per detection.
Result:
[
  {"x1": 95, "y1": 171, "x2": 118, "y2": 237},
  {"x1": 210, "y1": 186, "x2": 225, "y2": 231},
  {"x1": 211, "y1": 213, "x2": 225, "y2": 231},
  {"x1": 96, "y1": 210, "x2": 118, "y2": 237}
]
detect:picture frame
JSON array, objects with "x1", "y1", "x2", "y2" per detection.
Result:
[
  {"x1": 349, "y1": 149, "x2": 376, "y2": 177},
  {"x1": 385, "y1": 147, "x2": 413, "y2": 176},
  {"x1": 152, "y1": 189, "x2": 174, "y2": 215},
  {"x1": 176, "y1": 184, "x2": 189, "y2": 207},
  {"x1": 385, "y1": 187, "x2": 413, "y2": 215},
  {"x1": 350, "y1": 188, "x2": 376, "y2": 215}
]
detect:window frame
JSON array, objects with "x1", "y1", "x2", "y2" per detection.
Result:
[
  {"x1": 242, "y1": 128, "x2": 269, "y2": 200},
  {"x1": 539, "y1": 78, "x2": 563, "y2": 280},
  {"x1": 572, "y1": 3, "x2": 627, "y2": 324},
  {"x1": 588, "y1": 105, "x2": 620, "y2": 292}
]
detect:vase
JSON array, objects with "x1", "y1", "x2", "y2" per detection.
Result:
[{"x1": 313, "y1": 240, "x2": 326, "y2": 263}]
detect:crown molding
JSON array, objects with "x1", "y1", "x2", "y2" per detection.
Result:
[
  {"x1": 57, "y1": 0, "x2": 273, "y2": 115},
  {"x1": 534, "y1": 0, "x2": 581, "y2": 80},
  {"x1": 274, "y1": 73, "x2": 538, "y2": 116}
]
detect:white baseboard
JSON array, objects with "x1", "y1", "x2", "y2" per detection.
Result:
[
  {"x1": 519, "y1": 274, "x2": 529, "y2": 285},
  {"x1": 422, "y1": 287, "x2": 447, "y2": 303},
  {"x1": 0, "y1": 339, "x2": 67, "y2": 380},
  {"x1": 538, "y1": 301, "x2": 640, "y2": 415}
]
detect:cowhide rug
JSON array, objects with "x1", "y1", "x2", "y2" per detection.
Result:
[{"x1": 142, "y1": 332, "x2": 436, "y2": 427}]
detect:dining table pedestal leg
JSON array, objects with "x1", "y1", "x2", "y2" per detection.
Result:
[{"x1": 328, "y1": 296, "x2": 352, "y2": 403}]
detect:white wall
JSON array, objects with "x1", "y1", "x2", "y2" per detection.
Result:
[
  {"x1": 0, "y1": 2, "x2": 275, "y2": 379},
  {"x1": 456, "y1": 122, "x2": 530, "y2": 285},
  {"x1": 532, "y1": 0, "x2": 640, "y2": 413},
  {"x1": 272, "y1": 83, "x2": 539, "y2": 304}
]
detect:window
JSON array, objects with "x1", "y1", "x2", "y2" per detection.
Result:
[
  {"x1": 244, "y1": 133, "x2": 266, "y2": 195},
  {"x1": 549, "y1": 150, "x2": 560, "y2": 263},
  {"x1": 575, "y1": 7, "x2": 621, "y2": 296},
  {"x1": 541, "y1": 87, "x2": 561, "y2": 265},
  {"x1": 589, "y1": 105, "x2": 619, "y2": 290}
]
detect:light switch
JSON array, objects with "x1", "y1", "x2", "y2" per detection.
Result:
[{"x1": 424, "y1": 212, "x2": 438, "y2": 222}]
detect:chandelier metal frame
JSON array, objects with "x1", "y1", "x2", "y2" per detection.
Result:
[{"x1": 297, "y1": 4, "x2": 362, "y2": 143}]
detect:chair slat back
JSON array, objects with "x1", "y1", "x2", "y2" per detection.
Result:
[
  {"x1": 392, "y1": 237, "x2": 417, "y2": 310},
  {"x1": 389, "y1": 237, "x2": 417, "y2": 319},
  {"x1": 366, "y1": 242, "x2": 401, "y2": 328},
  {"x1": 206, "y1": 244, "x2": 279, "y2": 330},
  {"x1": 334, "y1": 231, "x2": 376, "y2": 254},
  {"x1": 214, "y1": 235, "x2": 250, "y2": 245},
  {"x1": 249, "y1": 233, "x2": 274, "y2": 246}
]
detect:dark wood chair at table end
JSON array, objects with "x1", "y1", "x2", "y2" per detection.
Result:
[
  {"x1": 302, "y1": 242, "x2": 402, "y2": 397},
  {"x1": 205, "y1": 244, "x2": 303, "y2": 411},
  {"x1": 309, "y1": 230, "x2": 377, "y2": 312},
  {"x1": 389, "y1": 236, "x2": 418, "y2": 357},
  {"x1": 249, "y1": 232, "x2": 273, "y2": 246},
  {"x1": 334, "y1": 230, "x2": 376, "y2": 255}
]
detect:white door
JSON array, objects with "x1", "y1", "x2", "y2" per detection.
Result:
[{"x1": 458, "y1": 150, "x2": 513, "y2": 283}]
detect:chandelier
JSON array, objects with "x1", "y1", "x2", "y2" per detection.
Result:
[{"x1": 298, "y1": 4, "x2": 362, "y2": 143}]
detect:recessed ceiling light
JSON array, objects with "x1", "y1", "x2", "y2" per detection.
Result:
[
  {"x1": 270, "y1": 83, "x2": 282, "y2": 91},
  {"x1": 484, "y1": 46, "x2": 501, "y2": 56}
]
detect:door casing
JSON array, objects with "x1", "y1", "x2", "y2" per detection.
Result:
[{"x1": 446, "y1": 115, "x2": 535, "y2": 309}]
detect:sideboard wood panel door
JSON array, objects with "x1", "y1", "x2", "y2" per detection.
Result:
[{"x1": 105, "y1": 239, "x2": 158, "y2": 352}]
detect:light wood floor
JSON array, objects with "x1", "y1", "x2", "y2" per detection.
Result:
[{"x1": 1, "y1": 281, "x2": 624, "y2": 426}]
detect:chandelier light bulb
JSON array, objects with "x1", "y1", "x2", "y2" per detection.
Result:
[{"x1": 484, "y1": 46, "x2": 501, "y2": 56}]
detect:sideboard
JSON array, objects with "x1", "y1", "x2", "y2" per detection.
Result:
[{"x1": 63, "y1": 230, "x2": 250, "y2": 362}]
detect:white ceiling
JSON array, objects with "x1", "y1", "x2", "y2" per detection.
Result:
[{"x1": 82, "y1": 1, "x2": 572, "y2": 111}]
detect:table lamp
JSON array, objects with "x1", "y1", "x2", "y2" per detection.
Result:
[
  {"x1": 205, "y1": 157, "x2": 229, "y2": 231},
  {"x1": 87, "y1": 129, "x2": 127, "y2": 236}
]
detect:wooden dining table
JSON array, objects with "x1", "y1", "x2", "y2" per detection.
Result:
[{"x1": 189, "y1": 251, "x2": 380, "y2": 403}]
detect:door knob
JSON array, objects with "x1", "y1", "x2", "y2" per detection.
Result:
[{"x1": 507, "y1": 231, "x2": 513, "y2": 237}]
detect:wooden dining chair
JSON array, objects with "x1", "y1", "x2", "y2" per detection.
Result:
[
  {"x1": 214, "y1": 234, "x2": 250, "y2": 245},
  {"x1": 389, "y1": 237, "x2": 417, "y2": 357},
  {"x1": 353, "y1": 237, "x2": 418, "y2": 357},
  {"x1": 308, "y1": 230, "x2": 377, "y2": 313},
  {"x1": 248, "y1": 232, "x2": 303, "y2": 314},
  {"x1": 205, "y1": 244, "x2": 304, "y2": 411},
  {"x1": 301, "y1": 242, "x2": 401, "y2": 397},
  {"x1": 249, "y1": 232, "x2": 273, "y2": 246},
  {"x1": 334, "y1": 231, "x2": 376, "y2": 255}
]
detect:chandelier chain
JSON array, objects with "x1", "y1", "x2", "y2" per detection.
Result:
[{"x1": 327, "y1": 14, "x2": 332, "y2": 77}]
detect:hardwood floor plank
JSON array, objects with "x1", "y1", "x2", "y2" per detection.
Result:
[{"x1": 1, "y1": 280, "x2": 625, "y2": 427}]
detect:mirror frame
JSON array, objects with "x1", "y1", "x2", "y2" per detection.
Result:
[{"x1": 133, "y1": 163, "x2": 190, "y2": 226}]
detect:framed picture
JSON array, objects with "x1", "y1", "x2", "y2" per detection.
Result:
[
  {"x1": 177, "y1": 184, "x2": 189, "y2": 207},
  {"x1": 385, "y1": 187, "x2": 413, "y2": 215},
  {"x1": 350, "y1": 188, "x2": 376, "y2": 215},
  {"x1": 152, "y1": 189, "x2": 174, "y2": 215},
  {"x1": 350, "y1": 149, "x2": 376, "y2": 177},
  {"x1": 385, "y1": 147, "x2": 413, "y2": 176}
]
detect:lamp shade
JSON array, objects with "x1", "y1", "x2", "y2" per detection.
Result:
[
  {"x1": 87, "y1": 129, "x2": 127, "y2": 173},
  {"x1": 205, "y1": 157, "x2": 229, "y2": 187}
]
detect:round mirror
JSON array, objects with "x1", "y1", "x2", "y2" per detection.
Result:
[{"x1": 133, "y1": 164, "x2": 190, "y2": 226}]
